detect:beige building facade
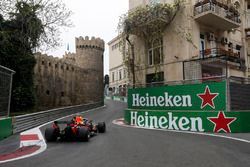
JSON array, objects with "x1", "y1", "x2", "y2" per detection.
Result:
[
  {"x1": 125, "y1": 0, "x2": 250, "y2": 86},
  {"x1": 108, "y1": 36, "x2": 128, "y2": 96}
]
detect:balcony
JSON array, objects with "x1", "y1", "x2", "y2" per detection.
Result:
[
  {"x1": 245, "y1": 13, "x2": 250, "y2": 38},
  {"x1": 198, "y1": 48, "x2": 245, "y2": 69},
  {"x1": 194, "y1": 0, "x2": 241, "y2": 30}
]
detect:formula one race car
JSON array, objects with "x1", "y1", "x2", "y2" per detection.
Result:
[{"x1": 45, "y1": 116, "x2": 106, "y2": 142}]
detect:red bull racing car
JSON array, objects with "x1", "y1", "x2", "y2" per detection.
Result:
[{"x1": 45, "y1": 116, "x2": 106, "y2": 142}]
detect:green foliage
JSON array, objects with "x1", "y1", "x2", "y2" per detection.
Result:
[
  {"x1": 0, "y1": 2, "x2": 43, "y2": 112},
  {"x1": 0, "y1": 0, "x2": 73, "y2": 52},
  {"x1": 10, "y1": 2, "x2": 43, "y2": 49},
  {"x1": 118, "y1": 0, "x2": 182, "y2": 38}
]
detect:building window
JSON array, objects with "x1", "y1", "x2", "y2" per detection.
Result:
[
  {"x1": 112, "y1": 72, "x2": 115, "y2": 82},
  {"x1": 119, "y1": 69, "x2": 122, "y2": 80},
  {"x1": 55, "y1": 64, "x2": 58, "y2": 68},
  {"x1": 46, "y1": 90, "x2": 50, "y2": 95},
  {"x1": 235, "y1": 45, "x2": 241, "y2": 58},
  {"x1": 148, "y1": 38, "x2": 163, "y2": 66},
  {"x1": 124, "y1": 69, "x2": 127, "y2": 79},
  {"x1": 146, "y1": 72, "x2": 164, "y2": 86},
  {"x1": 61, "y1": 92, "x2": 64, "y2": 97},
  {"x1": 248, "y1": 55, "x2": 250, "y2": 68},
  {"x1": 112, "y1": 42, "x2": 121, "y2": 51}
]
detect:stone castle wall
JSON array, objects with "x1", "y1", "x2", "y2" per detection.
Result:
[{"x1": 34, "y1": 36, "x2": 104, "y2": 109}]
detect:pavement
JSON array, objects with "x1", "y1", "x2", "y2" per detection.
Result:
[
  {"x1": 1, "y1": 124, "x2": 249, "y2": 163},
  {"x1": 0, "y1": 134, "x2": 20, "y2": 155},
  {"x1": 0, "y1": 99, "x2": 250, "y2": 164}
]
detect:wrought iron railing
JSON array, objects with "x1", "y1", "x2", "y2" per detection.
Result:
[
  {"x1": 194, "y1": 0, "x2": 241, "y2": 24},
  {"x1": 199, "y1": 48, "x2": 240, "y2": 59}
]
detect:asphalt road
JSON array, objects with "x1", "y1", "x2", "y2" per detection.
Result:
[{"x1": 2, "y1": 100, "x2": 250, "y2": 167}]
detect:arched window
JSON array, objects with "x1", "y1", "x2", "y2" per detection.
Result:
[{"x1": 148, "y1": 38, "x2": 163, "y2": 66}]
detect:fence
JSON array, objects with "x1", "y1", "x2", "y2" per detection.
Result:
[
  {"x1": 127, "y1": 76, "x2": 250, "y2": 112},
  {"x1": 0, "y1": 65, "x2": 15, "y2": 117},
  {"x1": 228, "y1": 76, "x2": 250, "y2": 111}
]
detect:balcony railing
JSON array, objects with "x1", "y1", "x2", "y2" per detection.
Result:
[
  {"x1": 194, "y1": 0, "x2": 240, "y2": 30},
  {"x1": 199, "y1": 48, "x2": 240, "y2": 62},
  {"x1": 198, "y1": 48, "x2": 246, "y2": 70}
]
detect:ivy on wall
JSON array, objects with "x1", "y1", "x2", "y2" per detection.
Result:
[
  {"x1": 118, "y1": 0, "x2": 182, "y2": 38},
  {"x1": 117, "y1": 0, "x2": 183, "y2": 86}
]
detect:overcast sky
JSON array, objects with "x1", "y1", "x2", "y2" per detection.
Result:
[{"x1": 47, "y1": 0, "x2": 128, "y2": 75}]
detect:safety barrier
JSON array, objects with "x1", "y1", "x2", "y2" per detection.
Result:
[
  {"x1": 125, "y1": 80, "x2": 250, "y2": 133},
  {"x1": 0, "y1": 117, "x2": 12, "y2": 140},
  {"x1": 124, "y1": 110, "x2": 250, "y2": 133},
  {"x1": 13, "y1": 101, "x2": 103, "y2": 133},
  {"x1": 105, "y1": 96, "x2": 127, "y2": 103}
]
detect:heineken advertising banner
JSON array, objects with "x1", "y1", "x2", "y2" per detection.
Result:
[
  {"x1": 124, "y1": 110, "x2": 250, "y2": 133},
  {"x1": 128, "y1": 82, "x2": 226, "y2": 111}
]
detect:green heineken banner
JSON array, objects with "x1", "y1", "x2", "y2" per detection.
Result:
[
  {"x1": 124, "y1": 110, "x2": 250, "y2": 133},
  {"x1": 128, "y1": 81, "x2": 226, "y2": 111}
]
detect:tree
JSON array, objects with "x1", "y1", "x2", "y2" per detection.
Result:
[
  {"x1": 0, "y1": 2, "x2": 45, "y2": 112},
  {"x1": 0, "y1": 0, "x2": 72, "y2": 112},
  {"x1": 0, "y1": 0, "x2": 72, "y2": 52}
]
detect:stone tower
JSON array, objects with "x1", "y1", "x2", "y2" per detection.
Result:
[
  {"x1": 75, "y1": 36, "x2": 105, "y2": 103},
  {"x1": 34, "y1": 36, "x2": 105, "y2": 109},
  {"x1": 75, "y1": 36, "x2": 104, "y2": 71}
]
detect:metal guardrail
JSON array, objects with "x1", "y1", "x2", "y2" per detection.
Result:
[{"x1": 12, "y1": 101, "x2": 103, "y2": 133}]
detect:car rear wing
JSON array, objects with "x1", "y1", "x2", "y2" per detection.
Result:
[{"x1": 54, "y1": 120, "x2": 72, "y2": 125}]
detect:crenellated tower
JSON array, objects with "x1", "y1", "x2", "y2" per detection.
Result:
[
  {"x1": 75, "y1": 36, "x2": 105, "y2": 103},
  {"x1": 75, "y1": 36, "x2": 104, "y2": 72}
]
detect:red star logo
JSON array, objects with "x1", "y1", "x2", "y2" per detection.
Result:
[
  {"x1": 197, "y1": 86, "x2": 219, "y2": 109},
  {"x1": 208, "y1": 111, "x2": 237, "y2": 133}
]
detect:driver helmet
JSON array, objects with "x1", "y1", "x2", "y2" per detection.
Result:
[{"x1": 75, "y1": 115, "x2": 83, "y2": 125}]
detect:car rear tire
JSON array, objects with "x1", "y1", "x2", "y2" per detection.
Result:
[
  {"x1": 97, "y1": 122, "x2": 106, "y2": 133},
  {"x1": 78, "y1": 127, "x2": 90, "y2": 142},
  {"x1": 45, "y1": 127, "x2": 58, "y2": 142}
]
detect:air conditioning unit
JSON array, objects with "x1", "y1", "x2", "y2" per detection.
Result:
[
  {"x1": 207, "y1": 33, "x2": 215, "y2": 41},
  {"x1": 221, "y1": 37, "x2": 228, "y2": 45}
]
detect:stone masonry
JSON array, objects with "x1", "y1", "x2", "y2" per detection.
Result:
[{"x1": 34, "y1": 36, "x2": 104, "y2": 109}]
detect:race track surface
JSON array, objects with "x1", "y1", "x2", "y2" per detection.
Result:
[{"x1": 2, "y1": 100, "x2": 250, "y2": 167}]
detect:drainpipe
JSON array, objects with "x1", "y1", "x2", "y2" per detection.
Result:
[{"x1": 126, "y1": 35, "x2": 135, "y2": 88}]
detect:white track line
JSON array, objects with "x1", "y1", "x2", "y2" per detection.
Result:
[{"x1": 112, "y1": 119, "x2": 250, "y2": 144}]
